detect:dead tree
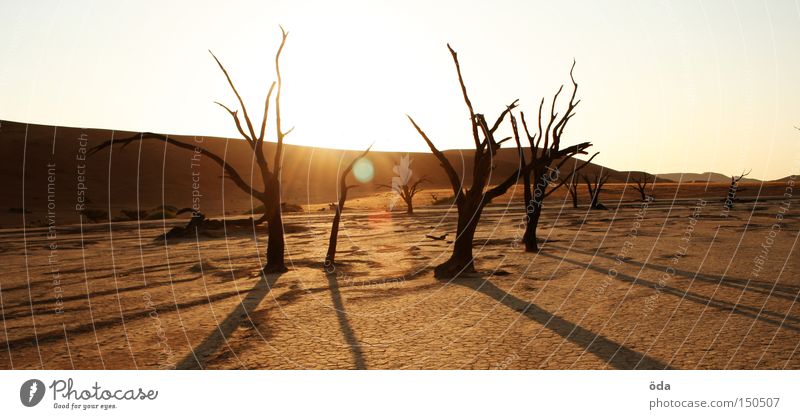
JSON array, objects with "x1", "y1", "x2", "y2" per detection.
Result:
[
  {"x1": 723, "y1": 169, "x2": 751, "y2": 211},
  {"x1": 408, "y1": 44, "x2": 527, "y2": 279},
  {"x1": 377, "y1": 176, "x2": 427, "y2": 214},
  {"x1": 509, "y1": 62, "x2": 597, "y2": 252},
  {"x1": 582, "y1": 173, "x2": 611, "y2": 210},
  {"x1": 567, "y1": 172, "x2": 580, "y2": 208},
  {"x1": 325, "y1": 147, "x2": 372, "y2": 268},
  {"x1": 631, "y1": 172, "x2": 655, "y2": 201},
  {"x1": 90, "y1": 27, "x2": 291, "y2": 273}
]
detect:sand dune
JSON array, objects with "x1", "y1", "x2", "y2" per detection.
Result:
[{"x1": 1, "y1": 120, "x2": 617, "y2": 226}]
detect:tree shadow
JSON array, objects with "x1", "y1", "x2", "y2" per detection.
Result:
[
  {"x1": 454, "y1": 276, "x2": 670, "y2": 369},
  {"x1": 326, "y1": 270, "x2": 367, "y2": 369},
  {"x1": 538, "y1": 251, "x2": 800, "y2": 332},
  {"x1": 549, "y1": 244, "x2": 800, "y2": 301},
  {"x1": 176, "y1": 271, "x2": 282, "y2": 369}
]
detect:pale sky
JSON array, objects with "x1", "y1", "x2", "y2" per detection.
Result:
[{"x1": 1, "y1": 0, "x2": 798, "y2": 179}]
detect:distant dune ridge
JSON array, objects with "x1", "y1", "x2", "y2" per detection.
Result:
[
  {"x1": 0, "y1": 120, "x2": 609, "y2": 222},
  {"x1": 0, "y1": 120, "x2": 793, "y2": 226},
  {"x1": 656, "y1": 172, "x2": 760, "y2": 183}
]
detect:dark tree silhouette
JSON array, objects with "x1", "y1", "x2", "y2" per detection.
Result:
[
  {"x1": 325, "y1": 147, "x2": 372, "y2": 268},
  {"x1": 582, "y1": 173, "x2": 611, "y2": 210},
  {"x1": 90, "y1": 27, "x2": 291, "y2": 273},
  {"x1": 509, "y1": 62, "x2": 597, "y2": 252},
  {"x1": 377, "y1": 176, "x2": 427, "y2": 214},
  {"x1": 408, "y1": 44, "x2": 525, "y2": 279},
  {"x1": 567, "y1": 172, "x2": 580, "y2": 208},
  {"x1": 723, "y1": 169, "x2": 751, "y2": 211},
  {"x1": 631, "y1": 172, "x2": 655, "y2": 201}
]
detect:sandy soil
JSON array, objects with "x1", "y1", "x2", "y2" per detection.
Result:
[{"x1": 1, "y1": 194, "x2": 798, "y2": 369}]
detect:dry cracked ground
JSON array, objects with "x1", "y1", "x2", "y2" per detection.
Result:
[{"x1": 1, "y1": 199, "x2": 799, "y2": 369}]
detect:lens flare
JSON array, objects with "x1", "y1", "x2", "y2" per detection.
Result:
[{"x1": 352, "y1": 158, "x2": 374, "y2": 183}]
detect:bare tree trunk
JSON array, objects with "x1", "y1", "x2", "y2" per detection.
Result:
[
  {"x1": 403, "y1": 191, "x2": 414, "y2": 214},
  {"x1": 631, "y1": 172, "x2": 653, "y2": 201},
  {"x1": 325, "y1": 147, "x2": 372, "y2": 268},
  {"x1": 263, "y1": 176, "x2": 287, "y2": 273},
  {"x1": 523, "y1": 202, "x2": 542, "y2": 252},
  {"x1": 724, "y1": 180, "x2": 736, "y2": 210},
  {"x1": 325, "y1": 206, "x2": 343, "y2": 266},
  {"x1": 521, "y1": 161, "x2": 597, "y2": 253},
  {"x1": 587, "y1": 181, "x2": 598, "y2": 208},
  {"x1": 435, "y1": 202, "x2": 482, "y2": 278},
  {"x1": 522, "y1": 170, "x2": 545, "y2": 252},
  {"x1": 523, "y1": 169, "x2": 556, "y2": 252},
  {"x1": 723, "y1": 170, "x2": 750, "y2": 211},
  {"x1": 636, "y1": 186, "x2": 647, "y2": 201},
  {"x1": 583, "y1": 173, "x2": 609, "y2": 210},
  {"x1": 635, "y1": 183, "x2": 647, "y2": 201},
  {"x1": 568, "y1": 174, "x2": 579, "y2": 208},
  {"x1": 521, "y1": 166, "x2": 536, "y2": 251},
  {"x1": 265, "y1": 210, "x2": 286, "y2": 272}
]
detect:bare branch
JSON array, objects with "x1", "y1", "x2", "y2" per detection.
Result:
[
  {"x1": 485, "y1": 164, "x2": 524, "y2": 202},
  {"x1": 209, "y1": 50, "x2": 259, "y2": 141},
  {"x1": 543, "y1": 152, "x2": 599, "y2": 198},
  {"x1": 734, "y1": 169, "x2": 752, "y2": 183},
  {"x1": 518, "y1": 109, "x2": 536, "y2": 151},
  {"x1": 553, "y1": 60, "x2": 580, "y2": 143},
  {"x1": 543, "y1": 85, "x2": 563, "y2": 152},
  {"x1": 510, "y1": 114, "x2": 528, "y2": 169},
  {"x1": 536, "y1": 98, "x2": 544, "y2": 151},
  {"x1": 489, "y1": 100, "x2": 519, "y2": 134},
  {"x1": 257, "y1": 82, "x2": 277, "y2": 143},
  {"x1": 547, "y1": 141, "x2": 592, "y2": 162},
  {"x1": 214, "y1": 102, "x2": 254, "y2": 147},
  {"x1": 341, "y1": 146, "x2": 373, "y2": 184},
  {"x1": 89, "y1": 132, "x2": 264, "y2": 200},
  {"x1": 407, "y1": 115, "x2": 463, "y2": 203},
  {"x1": 409, "y1": 176, "x2": 428, "y2": 196},
  {"x1": 274, "y1": 27, "x2": 289, "y2": 177},
  {"x1": 447, "y1": 44, "x2": 481, "y2": 149},
  {"x1": 475, "y1": 113, "x2": 493, "y2": 152}
]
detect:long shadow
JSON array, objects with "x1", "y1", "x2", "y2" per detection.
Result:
[
  {"x1": 176, "y1": 272, "x2": 281, "y2": 369},
  {"x1": 455, "y1": 277, "x2": 670, "y2": 369},
  {"x1": 550, "y1": 244, "x2": 800, "y2": 301},
  {"x1": 3, "y1": 286, "x2": 262, "y2": 349},
  {"x1": 538, "y1": 252, "x2": 800, "y2": 332},
  {"x1": 326, "y1": 271, "x2": 367, "y2": 369},
  {"x1": 1, "y1": 260, "x2": 199, "y2": 294},
  {"x1": 5, "y1": 275, "x2": 203, "y2": 314}
]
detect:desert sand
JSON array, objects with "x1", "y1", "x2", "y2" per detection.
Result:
[
  {"x1": 1, "y1": 120, "x2": 798, "y2": 369},
  {"x1": 1, "y1": 193, "x2": 798, "y2": 369}
]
